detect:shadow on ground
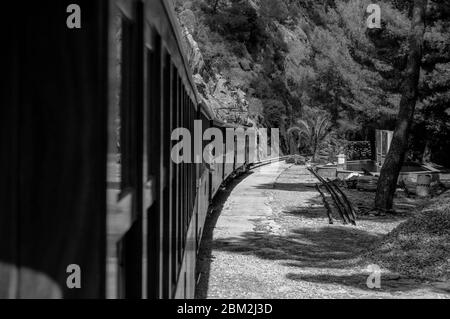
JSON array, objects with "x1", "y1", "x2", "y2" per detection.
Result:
[
  {"x1": 284, "y1": 272, "x2": 433, "y2": 293},
  {"x1": 213, "y1": 226, "x2": 379, "y2": 269},
  {"x1": 281, "y1": 195, "x2": 410, "y2": 224},
  {"x1": 273, "y1": 184, "x2": 414, "y2": 224},
  {"x1": 254, "y1": 182, "x2": 316, "y2": 191},
  {"x1": 285, "y1": 272, "x2": 450, "y2": 294},
  {"x1": 212, "y1": 227, "x2": 446, "y2": 294},
  {"x1": 195, "y1": 171, "x2": 253, "y2": 299}
]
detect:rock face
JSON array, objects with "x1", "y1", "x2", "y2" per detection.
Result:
[
  {"x1": 182, "y1": 27, "x2": 204, "y2": 75},
  {"x1": 179, "y1": 21, "x2": 251, "y2": 124},
  {"x1": 277, "y1": 22, "x2": 313, "y2": 91},
  {"x1": 175, "y1": 2, "x2": 314, "y2": 127}
]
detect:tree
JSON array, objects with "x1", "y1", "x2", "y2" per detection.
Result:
[
  {"x1": 287, "y1": 114, "x2": 332, "y2": 161},
  {"x1": 203, "y1": 0, "x2": 267, "y2": 53},
  {"x1": 375, "y1": 0, "x2": 427, "y2": 212},
  {"x1": 412, "y1": 1, "x2": 450, "y2": 166},
  {"x1": 260, "y1": 0, "x2": 289, "y2": 23},
  {"x1": 207, "y1": 0, "x2": 222, "y2": 13}
]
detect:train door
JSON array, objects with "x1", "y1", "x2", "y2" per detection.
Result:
[{"x1": 106, "y1": 0, "x2": 143, "y2": 299}]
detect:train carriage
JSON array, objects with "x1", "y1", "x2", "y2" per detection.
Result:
[
  {"x1": 107, "y1": 0, "x2": 207, "y2": 299},
  {"x1": 1, "y1": 0, "x2": 273, "y2": 299}
]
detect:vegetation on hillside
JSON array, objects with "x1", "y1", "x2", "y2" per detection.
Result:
[{"x1": 175, "y1": 0, "x2": 450, "y2": 167}]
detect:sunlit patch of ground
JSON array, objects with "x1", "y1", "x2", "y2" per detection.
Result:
[{"x1": 196, "y1": 164, "x2": 450, "y2": 298}]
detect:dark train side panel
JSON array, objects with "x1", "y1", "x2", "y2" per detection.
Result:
[
  {"x1": 0, "y1": 0, "x2": 262, "y2": 299},
  {"x1": 0, "y1": 1, "x2": 108, "y2": 298}
]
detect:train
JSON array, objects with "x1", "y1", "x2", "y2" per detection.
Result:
[{"x1": 1, "y1": 0, "x2": 279, "y2": 299}]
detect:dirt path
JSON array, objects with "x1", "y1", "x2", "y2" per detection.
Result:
[{"x1": 196, "y1": 163, "x2": 450, "y2": 299}]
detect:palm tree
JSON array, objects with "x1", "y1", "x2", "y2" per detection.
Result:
[{"x1": 287, "y1": 115, "x2": 332, "y2": 162}]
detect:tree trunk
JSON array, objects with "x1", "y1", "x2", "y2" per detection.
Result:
[
  {"x1": 289, "y1": 134, "x2": 298, "y2": 154},
  {"x1": 374, "y1": 0, "x2": 427, "y2": 212},
  {"x1": 312, "y1": 143, "x2": 318, "y2": 162},
  {"x1": 422, "y1": 140, "x2": 432, "y2": 163}
]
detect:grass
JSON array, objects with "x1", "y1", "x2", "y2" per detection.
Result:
[{"x1": 366, "y1": 191, "x2": 450, "y2": 281}]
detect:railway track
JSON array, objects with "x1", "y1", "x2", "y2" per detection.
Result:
[{"x1": 307, "y1": 167, "x2": 358, "y2": 226}]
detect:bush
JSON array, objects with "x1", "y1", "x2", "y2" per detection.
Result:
[
  {"x1": 203, "y1": 0, "x2": 268, "y2": 53},
  {"x1": 366, "y1": 192, "x2": 450, "y2": 281},
  {"x1": 260, "y1": 0, "x2": 289, "y2": 24},
  {"x1": 230, "y1": 42, "x2": 248, "y2": 58},
  {"x1": 345, "y1": 141, "x2": 372, "y2": 160},
  {"x1": 286, "y1": 154, "x2": 307, "y2": 165}
]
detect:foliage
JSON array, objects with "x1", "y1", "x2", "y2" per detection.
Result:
[
  {"x1": 259, "y1": 0, "x2": 289, "y2": 24},
  {"x1": 367, "y1": 191, "x2": 450, "y2": 281},
  {"x1": 202, "y1": 0, "x2": 268, "y2": 54},
  {"x1": 176, "y1": 0, "x2": 450, "y2": 165},
  {"x1": 345, "y1": 141, "x2": 373, "y2": 160},
  {"x1": 287, "y1": 114, "x2": 333, "y2": 162},
  {"x1": 410, "y1": 11, "x2": 450, "y2": 165}
]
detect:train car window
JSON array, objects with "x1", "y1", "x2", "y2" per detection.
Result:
[
  {"x1": 147, "y1": 33, "x2": 161, "y2": 180},
  {"x1": 109, "y1": 14, "x2": 135, "y2": 193},
  {"x1": 171, "y1": 67, "x2": 179, "y2": 292},
  {"x1": 190, "y1": 100, "x2": 196, "y2": 215},
  {"x1": 177, "y1": 76, "x2": 183, "y2": 269},
  {"x1": 107, "y1": 4, "x2": 143, "y2": 299},
  {"x1": 187, "y1": 94, "x2": 193, "y2": 220},
  {"x1": 201, "y1": 112, "x2": 209, "y2": 174},
  {"x1": 234, "y1": 135, "x2": 238, "y2": 168},
  {"x1": 381, "y1": 131, "x2": 388, "y2": 155},
  {"x1": 183, "y1": 89, "x2": 188, "y2": 244},
  {"x1": 245, "y1": 135, "x2": 250, "y2": 163},
  {"x1": 257, "y1": 134, "x2": 260, "y2": 161},
  {"x1": 145, "y1": 30, "x2": 162, "y2": 300},
  {"x1": 162, "y1": 51, "x2": 172, "y2": 298},
  {"x1": 108, "y1": 13, "x2": 123, "y2": 190},
  {"x1": 107, "y1": 11, "x2": 135, "y2": 196},
  {"x1": 120, "y1": 16, "x2": 134, "y2": 191}
]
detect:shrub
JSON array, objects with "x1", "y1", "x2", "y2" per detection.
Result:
[
  {"x1": 260, "y1": 0, "x2": 289, "y2": 24},
  {"x1": 203, "y1": 0, "x2": 268, "y2": 53},
  {"x1": 367, "y1": 192, "x2": 450, "y2": 281}
]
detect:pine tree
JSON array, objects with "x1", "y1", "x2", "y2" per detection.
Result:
[{"x1": 375, "y1": 0, "x2": 427, "y2": 212}]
